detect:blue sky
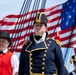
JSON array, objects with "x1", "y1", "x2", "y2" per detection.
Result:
[{"x1": 0, "y1": 0, "x2": 67, "y2": 20}]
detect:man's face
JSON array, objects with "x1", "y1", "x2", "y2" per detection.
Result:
[
  {"x1": 34, "y1": 23, "x2": 47, "y2": 36},
  {"x1": 0, "y1": 38, "x2": 9, "y2": 51}
]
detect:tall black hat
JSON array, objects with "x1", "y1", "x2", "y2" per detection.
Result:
[
  {"x1": 0, "y1": 31, "x2": 12, "y2": 47},
  {"x1": 34, "y1": 12, "x2": 48, "y2": 26}
]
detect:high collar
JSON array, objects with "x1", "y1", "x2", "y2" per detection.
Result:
[
  {"x1": 33, "y1": 32, "x2": 46, "y2": 44},
  {"x1": 34, "y1": 35, "x2": 42, "y2": 40},
  {"x1": 30, "y1": 32, "x2": 48, "y2": 43}
]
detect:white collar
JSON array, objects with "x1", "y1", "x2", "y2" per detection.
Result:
[
  {"x1": 2, "y1": 49, "x2": 8, "y2": 53},
  {"x1": 33, "y1": 32, "x2": 46, "y2": 44}
]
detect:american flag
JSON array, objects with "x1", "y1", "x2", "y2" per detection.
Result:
[{"x1": 0, "y1": 0, "x2": 76, "y2": 52}]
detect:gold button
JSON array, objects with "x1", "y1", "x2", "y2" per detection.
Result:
[
  {"x1": 42, "y1": 72, "x2": 44, "y2": 74},
  {"x1": 48, "y1": 44, "x2": 50, "y2": 46},
  {"x1": 44, "y1": 50, "x2": 47, "y2": 52},
  {"x1": 42, "y1": 58, "x2": 45, "y2": 60},
  {"x1": 49, "y1": 41, "x2": 51, "y2": 43},
  {"x1": 42, "y1": 67, "x2": 44, "y2": 70},
  {"x1": 44, "y1": 54, "x2": 46, "y2": 56},
  {"x1": 42, "y1": 62, "x2": 45, "y2": 65}
]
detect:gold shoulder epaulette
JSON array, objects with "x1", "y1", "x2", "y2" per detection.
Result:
[{"x1": 55, "y1": 39, "x2": 61, "y2": 47}]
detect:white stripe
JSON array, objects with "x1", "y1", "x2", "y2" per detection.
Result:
[
  {"x1": 10, "y1": 29, "x2": 33, "y2": 37},
  {"x1": 60, "y1": 29, "x2": 76, "y2": 38},
  {"x1": 61, "y1": 37, "x2": 76, "y2": 45},
  {"x1": 48, "y1": 20, "x2": 60, "y2": 27}
]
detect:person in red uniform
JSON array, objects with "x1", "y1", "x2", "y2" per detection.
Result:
[{"x1": 0, "y1": 31, "x2": 19, "y2": 75}]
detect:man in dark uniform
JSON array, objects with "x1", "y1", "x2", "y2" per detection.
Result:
[
  {"x1": 69, "y1": 55, "x2": 76, "y2": 75},
  {"x1": 18, "y1": 12, "x2": 64, "y2": 75}
]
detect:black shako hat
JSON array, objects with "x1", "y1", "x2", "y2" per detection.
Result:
[
  {"x1": 34, "y1": 12, "x2": 48, "y2": 26},
  {"x1": 0, "y1": 31, "x2": 12, "y2": 47}
]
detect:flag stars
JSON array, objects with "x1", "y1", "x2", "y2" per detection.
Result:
[
  {"x1": 72, "y1": 10, "x2": 75, "y2": 13},
  {"x1": 66, "y1": 12, "x2": 68, "y2": 15},
  {"x1": 62, "y1": 18, "x2": 64, "y2": 21},
  {"x1": 69, "y1": 6, "x2": 72, "y2": 9},
  {"x1": 68, "y1": 15, "x2": 71, "y2": 19},
  {"x1": 66, "y1": 21, "x2": 68, "y2": 25},
  {"x1": 73, "y1": 0, "x2": 76, "y2": 3}
]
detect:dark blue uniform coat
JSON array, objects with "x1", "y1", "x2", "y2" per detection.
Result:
[{"x1": 18, "y1": 37, "x2": 64, "y2": 75}]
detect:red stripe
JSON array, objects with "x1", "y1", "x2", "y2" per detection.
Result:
[
  {"x1": 0, "y1": 25, "x2": 33, "y2": 33},
  {"x1": 48, "y1": 16, "x2": 61, "y2": 23},
  {"x1": 60, "y1": 33, "x2": 76, "y2": 42},
  {"x1": 48, "y1": 24, "x2": 60, "y2": 31},
  {"x1": 47, "y1": 9, "x2": 62, "y2": 17},
  {"x1": 62, "y1": 41, "x2": 76, "y2": 47},
  {"x1": 1, "y1": 17, "x2": 35, "y2": 25},
  {"x1": 60, "y1": 27, "x2": 74, "y2": 34}
]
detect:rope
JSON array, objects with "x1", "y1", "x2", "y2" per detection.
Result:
[
  {"x1": 11, "y1": 0, "x2": 32, "y2": 51},
  {"x1": 10, "y1": 0, "x2": 47, "y2": 51},
  {"x1": 25, "y1": 0, "x2": 41, "y2": 40}
]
